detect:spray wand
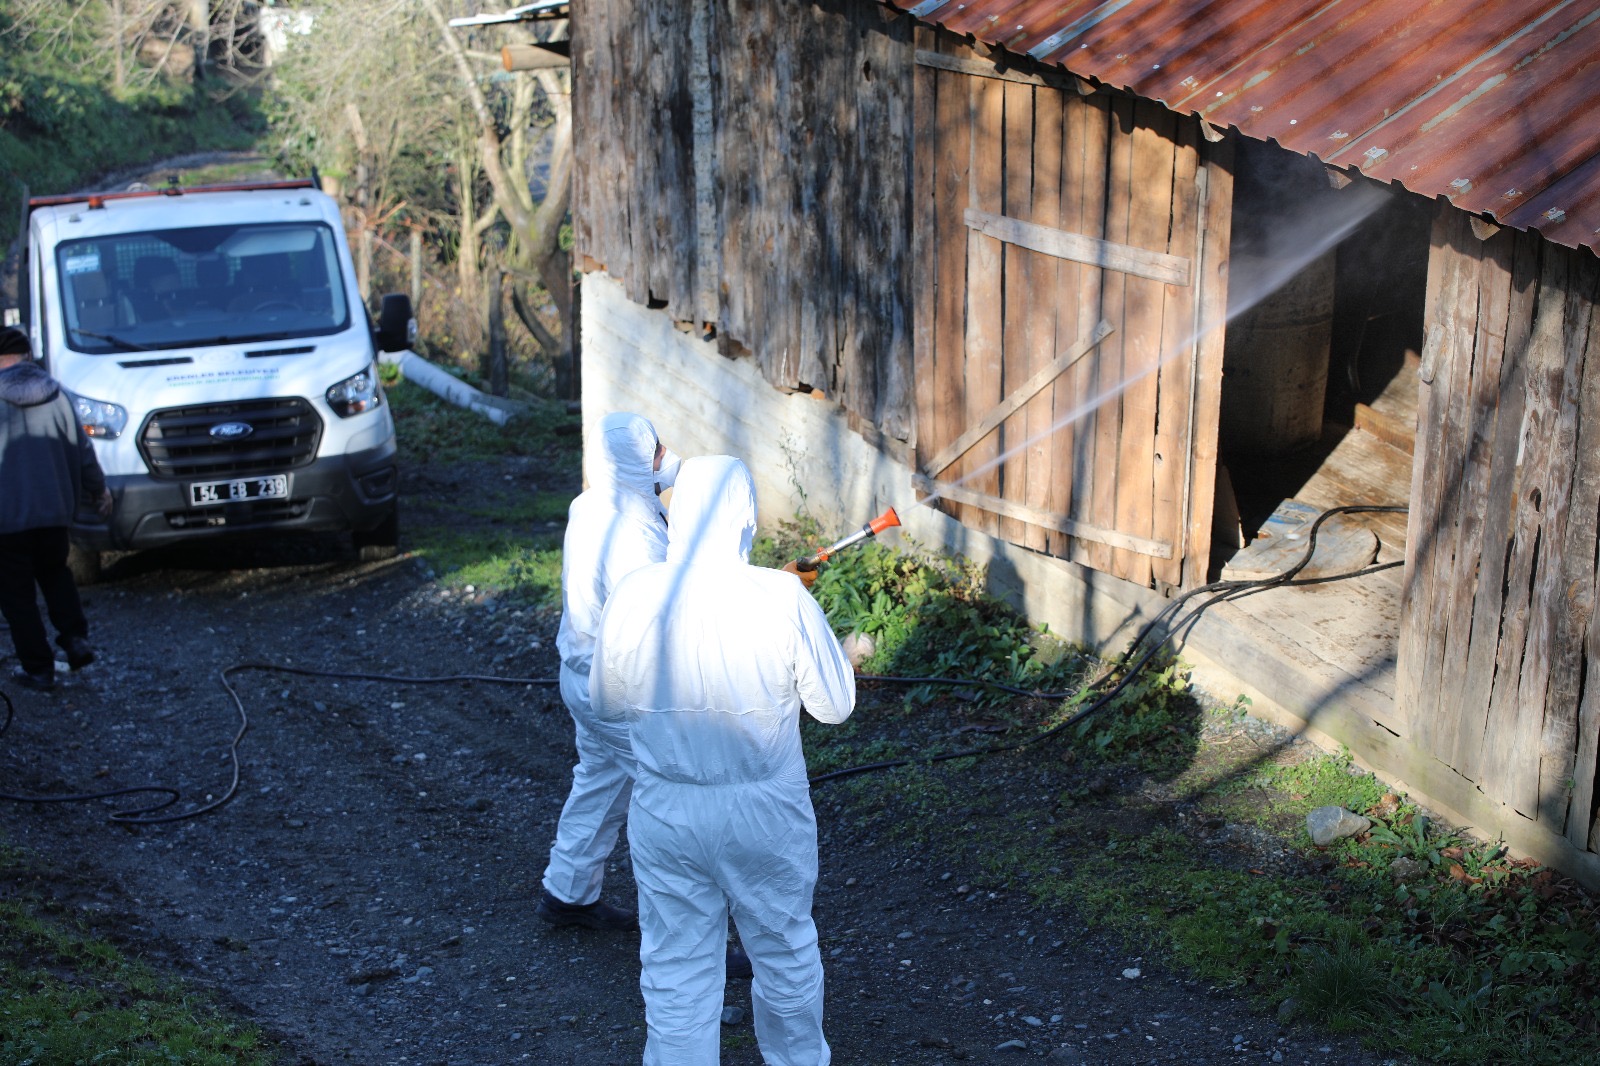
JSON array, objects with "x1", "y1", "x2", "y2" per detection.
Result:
[{"x1": 794, "y1": 507, "x2": 901, "y2": 572}]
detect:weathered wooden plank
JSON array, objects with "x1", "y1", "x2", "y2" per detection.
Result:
[
  {"x1": 1422, "y1": 223, "x2": 1505, "y2": 763},
  {"x1": 1182, "y1": 136, "x2": 1232, "y2": 590},
  {"x1": 1152, "y1": 116, "x2": 1201, "y2": 590},
  {"x1": 1571, "y1": 294, "x2": 1600, "y2": 851},
  {"x1": 1045, "y1": 90, "x2": 1087, "y2": 559},
  {"x1": 1065, "y1": 94, "x2": 1111, "y2": 571},
  {"x1": 1394, "y1": 212, "x2": 1450, "y2": 736},
  {"x1": 1507, "y1": 245, "x2": 1583, "y2": 820},
  {"x1": 962, "y1": 61, "x2": 1006, "y2": 539},
  {"x1": 1111, "y1": 99, "x2": 1176, "y2": 588},
  {"x1": 911, "y1": 21, "x2": 938, "y2": 459},
  {"x1": 1086, "y1": 96, "x2": 1135, "y2": 576},
  {"x1": 866, "y1": 17, "x2": 916, "y2": 442},
  {"x1": 923, "y1": 321, "x2": 1113, "y2": 479},
  {"x1": 912, "y1": 475, "x2": 1174, "y2": 557},
  {"x1": 1407, "y1": 222, "x2": 1480, "y2": 762},
  {"x1": 999, "y1": 78, "x2": 1034, "y2": 549},
  {"x1": 1481, "y1": 245, "x2": 1569, "y2": 816},
  {"x1": 964, "y1": 208, "x2": 1192, "y2": 285},
  {"x1": 1454, "y1": 232, "x2": 1537, "y2": 780},
  {"x1": 1542, "y1": 252, "x2": 1600, "y2": 830},
  {"x1": 927, "y1": 50, "x2": 972, "y2": 526},
  {"x1": 1022, "y1": 82, "x2": 1064, "y2": 555}
]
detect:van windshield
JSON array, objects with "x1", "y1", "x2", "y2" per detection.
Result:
[{"x1": 55, "y1": 222, "x2": 351, "y2": 354}]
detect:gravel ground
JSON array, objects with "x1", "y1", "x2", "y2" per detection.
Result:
[{"x1": 0, "y1": 456, "x2": 1408, "y2": 1066}]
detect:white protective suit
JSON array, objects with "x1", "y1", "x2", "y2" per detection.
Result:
[
  {"x1": 592, "y1": 456, "x2": 856, "y2": 1066},
  {"x1": 542, "y1": 412, "x2": 670, "y2": 906}
]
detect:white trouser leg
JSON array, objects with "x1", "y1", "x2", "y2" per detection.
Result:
[
  {"x1": 542, "y1": 668, "x2": 635, "y2": 904},
  {"x1": 723, "y1": 785, "x2": 828, "y2": 1066},
  {"x1": 632, "y1": 796, "x2": 728, "y2": 1065}
]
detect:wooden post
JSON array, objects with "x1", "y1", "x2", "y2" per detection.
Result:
[
  {"x1": 410, "y1": 228, "x2": 423, "y2": 311},
  {"x1": 485, "y1": 262, "x2": 508, "y2": 398}
]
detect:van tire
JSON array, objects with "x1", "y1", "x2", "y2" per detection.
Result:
[
  {"x1": 354, "y1": 509, "x2": 399, "y2": 562},
  {"x1": 68, "y1": 543, "x2": 104, "y2": 586}
]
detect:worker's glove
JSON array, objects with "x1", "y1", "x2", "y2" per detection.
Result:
[
  {"x1": 781, "y1": 559, "x2": 819, "y2": 590},
  {"x1": 96, "y1": 488, "x2": 113, "y2": 519}
]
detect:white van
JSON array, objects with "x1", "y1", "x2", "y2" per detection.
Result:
[{"x1": 17, "y1": 178, "x2": 412, "y2": 579}]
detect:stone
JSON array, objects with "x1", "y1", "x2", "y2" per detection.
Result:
[
  {"x1": 994, "y1": 1039, "x2": 1027, "y2": 1051},
  {"x1": 840, "y1": 631, "x2": 876, "y2": 667},
  {"x1": 1306, "y1": 806, "x2": 1371, "y2": 846},
  {"x1": 1389, "y1": 856, "x2": 1427, "y2": 882},
  {"x1": 721, "y1": 1006, "x2": 747, "y2": 1025},
  {"x1": 1047, "y1": 1049, "x2": 1085, "y2": 1064},
  {"x1": 1276, "y1": 996, "x2": 1299, "y2": 1023}
]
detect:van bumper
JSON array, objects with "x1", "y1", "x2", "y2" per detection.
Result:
[{"x1": 72, "y1": 436, "x2": 398, "y2": 551}]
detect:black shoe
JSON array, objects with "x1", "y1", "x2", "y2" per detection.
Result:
[
  {"x1": 11, "y1": 668, "x2": 56, "y2": 692},
  {"x1": 58, "y1": 635, "x2": 95, "y2": 671},
  {"x1": 535, "y1": 890, "x2": 637, "y2": 931},
  {"x1": 726, "y1": 944, "x2": 753, "y2": 980}
]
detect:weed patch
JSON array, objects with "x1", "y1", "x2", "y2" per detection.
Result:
[{"x1": 0, "y1": 848, "x2": 272, "y2": 1065}]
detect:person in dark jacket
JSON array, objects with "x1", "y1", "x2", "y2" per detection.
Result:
[{"x1": 0, "y1": 326, "x2": 111, "y2": 692}]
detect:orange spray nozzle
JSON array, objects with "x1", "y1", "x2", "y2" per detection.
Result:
[{"x1": 795, "y1": 506, "x2": 903, "y2": 571}]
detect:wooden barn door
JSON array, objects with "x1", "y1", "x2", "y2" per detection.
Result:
[{"x1": 911, "y1": 31, "x2": 1233, "y2": 591}]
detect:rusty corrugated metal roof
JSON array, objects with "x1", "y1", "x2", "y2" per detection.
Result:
[{"x1": 888, "y1": 0, "x2": 1600, "y2": 254}]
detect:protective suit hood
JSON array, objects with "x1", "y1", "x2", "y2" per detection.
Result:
[
  {"x1": 666, "y1": 456, "x2": 756, "y2": 566},
  {"x1": 584, "y1": 412, "x2": 660, "y2": 505}
]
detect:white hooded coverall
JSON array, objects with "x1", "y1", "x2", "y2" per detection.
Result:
[
  {"x1": 592, "y1": 456, "x2": 856, "y2": 1065},
  {"x1": 542, "y1": 412, "x2": 670, "y2": 906}
]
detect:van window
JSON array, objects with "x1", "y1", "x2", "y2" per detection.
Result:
[{"x1": 54, "y1": 222, "x2": 350, "y2": 354}]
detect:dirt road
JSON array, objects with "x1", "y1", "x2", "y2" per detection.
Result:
[{"x1": 0, "y1": 451, "x2": 1402, "y2": 1065}]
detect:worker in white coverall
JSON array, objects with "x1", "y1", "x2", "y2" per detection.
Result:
[
  {"x1": 537, "y1": 412, "x2": 677, "y2": 930},
  {"x1": 592, "y1": 455, "x2": 857, "y2": 1065}
]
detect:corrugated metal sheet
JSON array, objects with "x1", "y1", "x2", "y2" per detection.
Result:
[{"x1": 888, "y1": 0, "x2": 1600, "y2": 254}]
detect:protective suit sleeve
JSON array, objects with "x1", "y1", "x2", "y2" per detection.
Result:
[
  {"x1": 791, "y1": 584, "x2": 855, "y2": 724},
  {"x1": 588, "y1": 604, "x2": 624, "y2": 724}
]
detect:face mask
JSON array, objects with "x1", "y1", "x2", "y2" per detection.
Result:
[{"x1": 654, "y1": 448, "x2": 682, "y2": 496}]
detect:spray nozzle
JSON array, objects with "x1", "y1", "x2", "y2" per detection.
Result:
[{"x1": 795, "y1": 507, "x2": 900, "y2": 572}]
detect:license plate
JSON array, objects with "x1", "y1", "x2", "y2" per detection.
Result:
[{"x1": 189, "y1": 475, "x2": 289, "y2": 507}]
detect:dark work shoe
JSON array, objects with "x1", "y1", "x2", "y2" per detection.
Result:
[
  {"x1": 535, "y1": 890, "x2": 637, "y2": 931},
  {"x1": 58, "y1": 635, "x2": 95, "y2": 671},
  {"x1": 11, "y1": 668, "x2": 56, "y2": 693},
  {"x1": 726, "y1": 944, "x2": 754, "y2": 980}
]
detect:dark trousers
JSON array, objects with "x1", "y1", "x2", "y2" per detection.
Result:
[{"x1": 0, "y1": 526, "x2": 88, "y2": 675}]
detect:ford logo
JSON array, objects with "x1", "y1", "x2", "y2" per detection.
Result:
[{"x1": 209, "y1": 421, "x2": 254, "y2": 440}]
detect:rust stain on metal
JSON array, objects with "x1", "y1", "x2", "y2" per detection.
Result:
[{"x1": 881, "y1": 0, "x2": 1600, "y2": 253}]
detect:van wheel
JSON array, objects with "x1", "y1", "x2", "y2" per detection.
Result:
[
  {"x1": 67, "y1": 543, "x2": 104, "y2": 586},
  {"x1": 354, "y1": 509, "x2": 399, "y2": 562}
]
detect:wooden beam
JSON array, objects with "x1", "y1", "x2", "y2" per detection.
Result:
[
  {"x1": 923, "y1": 320, "x2": 1113, "y2": 478},
  {"x1": 914, "y1": 48, "x2": 1076, "y2": 91},
  {"x1": 965, "y1": 207, "x2": 1191, "y2": 286},
  {"x1": 912, "y1": 474, "x2": 1174, "y2": 558},
  {"x1": 501, "y1": 42, "x2": 569, "y2": 70}
]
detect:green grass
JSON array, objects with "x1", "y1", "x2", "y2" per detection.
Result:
[
  {"x1": 0, "y1": 850, "x2": 273, "y2": 1065},
  {"x1": 386, "y1": 378, "x2": 576, "y2": 607},
  {"x1": 774, "y1": 534, "x2": 1599, "y2": 1063}
]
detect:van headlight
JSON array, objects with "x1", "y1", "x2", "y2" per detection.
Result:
[
  {"x1": 326, "y1": 364, "x2": 382, "y2": 417},
  {"x1": 73, "y1": 394, "x2": 128, "y2": 439}
]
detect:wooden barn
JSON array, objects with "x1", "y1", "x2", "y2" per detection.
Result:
[{"x1": 565, "y1": 0, "x2": 1600, "y2": 889}]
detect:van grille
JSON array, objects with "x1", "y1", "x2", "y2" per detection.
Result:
[{"x1": 139, "y1": 398, "x2": 323, "y2": 479}]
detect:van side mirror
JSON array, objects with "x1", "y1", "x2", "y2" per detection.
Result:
[{"x1": 374, "y1": 293, "x2": 416, "y2": 353}]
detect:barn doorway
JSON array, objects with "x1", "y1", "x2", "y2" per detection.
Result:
[
  {"x1": 1209, "y1": 139, "x2": 1431, "y2": 703},
  {"x1": 1213, "y1": 139, "x2": 1430, "y2": 580}
]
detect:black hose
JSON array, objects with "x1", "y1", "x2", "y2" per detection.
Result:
[
  {"x1": 808, "y1": 504, "x2": 1408, "y2": 785},
  {"x1": 2, "y1": 504, "x2": 1404, "y2": 819}
]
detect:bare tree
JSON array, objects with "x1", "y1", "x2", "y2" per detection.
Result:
[{"x1": 422, "y1": 0, "x2": 575, "y2": 398}]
